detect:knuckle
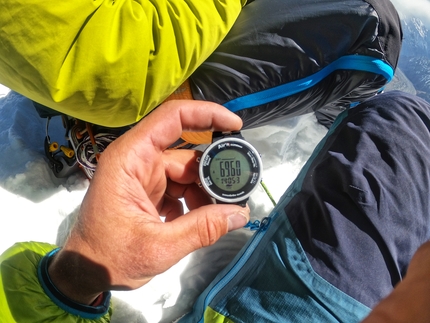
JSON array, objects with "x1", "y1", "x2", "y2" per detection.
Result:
[{"x1": 196, "y1": 214, "x2": 223, "y2": 247}]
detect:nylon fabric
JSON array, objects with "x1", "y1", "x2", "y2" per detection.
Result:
[
  {"x1": 0, "y1": 0, "x2": 245, "y2": 127},
  {"x1": 180, "y1": 187, "x2": 371, "y2": 323},
  {"x1": 190, "y1": 0, "x2": 402, "y2": 129},
  {"x1": 286, "y1": 91, "x2": 430, "y2": 307},
  {"x1": 208, "y1": 215, "x2": 371, "y2": 323}
]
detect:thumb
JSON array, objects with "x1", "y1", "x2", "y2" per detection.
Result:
[{"x1": 171, "y1": 204, "x2": 250, "y2": 253}]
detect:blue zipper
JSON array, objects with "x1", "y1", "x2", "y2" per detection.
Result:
[
  {"x1": 244, "y1": 219, "x2": 262, "y2": 231},
  {"x1": 196, "y1": 216, "x2": 272, "y2": 323}
]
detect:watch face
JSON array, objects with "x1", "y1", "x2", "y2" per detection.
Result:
[
  {"x1": 199, "y1": 136, "x2": 262, "y2": 203},
  {"x1": 209, "y1": 149, "x2": 250, "y2": 192}
]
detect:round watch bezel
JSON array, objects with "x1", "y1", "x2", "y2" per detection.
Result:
[{"x1": 199, "y1": 136, "x2": 263, "y2": 204}]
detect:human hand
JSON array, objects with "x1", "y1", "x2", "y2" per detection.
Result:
[
  {"x1": 48, "y1": 100, "x2": 250, "y2": 305},
  {"x1": 361, "y1": 240, "x2": 430, "y2": 323}
]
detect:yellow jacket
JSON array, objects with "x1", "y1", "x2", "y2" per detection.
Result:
[
  {"x1": 0, "y1": 242, "x2": 112, "y2": 322},
  {"x1": 0, "y1": 0, "x2": 245, "y2": 127}
]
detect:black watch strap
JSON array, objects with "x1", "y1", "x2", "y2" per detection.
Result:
[{"x1": 212, "y1": 131, "x2": 244, "y2": 142}]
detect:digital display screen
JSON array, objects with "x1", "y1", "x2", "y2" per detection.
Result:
[{"x1": 209, "y1": 149, "x2": 251, "y2": 191}]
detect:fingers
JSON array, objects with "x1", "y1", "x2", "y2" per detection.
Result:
[
  {"x1": 164, "y1": 180, "x2": 213, "y2": 213},
  {"x1": 176, "y1": 100, "x2": 243, "y2": 133},
  {"x1": 167, "y1": 204, "x2": 250, "y2": 254},
  {"x1": 162, "y1": 149, "x2": 214, "y2": 215},
  {"x1": 162, "y1": 149, "x2": 201, "y2": 184},
  {"x1": 160, "y1": 194, "x2": 184, "y2": 222},
  {"x1": 136, "y1": 100, "x2": 243, "y2": 151}
]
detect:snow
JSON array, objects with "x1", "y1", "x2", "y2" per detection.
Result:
[
  {"x1": 391, "y1": 0, "x2": 430, "y2": 23},
  {"x1": 0, "y1": 86, "x2": 327, "y2": 322}
]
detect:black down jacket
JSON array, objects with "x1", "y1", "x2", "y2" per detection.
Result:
[{"x1": 189, "y1": 0, "x2": 402, "y2": 128}]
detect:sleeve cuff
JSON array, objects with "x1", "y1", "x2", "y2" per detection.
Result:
[{"x1": 37, "y1": 248, "x2": 111, "y2": 320}]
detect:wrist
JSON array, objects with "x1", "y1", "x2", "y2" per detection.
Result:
[{"x1": 38, "y1": 248, "x2": 111, "y2": 318}]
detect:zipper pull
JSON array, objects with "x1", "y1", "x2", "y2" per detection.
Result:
[
  {"x1": 244, "y1": 217, "x2": 271, "y2": 231},
  {"x1": 244, "y1": 220, "x2": 260, "y2": 231}
]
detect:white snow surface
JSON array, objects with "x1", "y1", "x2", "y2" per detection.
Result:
[
  {"x1": 391, "y1": 0, "x2": 430, "y2": 23},
  {"x1": 0, "y1": 86, "x2": 327, "y2": 322}
]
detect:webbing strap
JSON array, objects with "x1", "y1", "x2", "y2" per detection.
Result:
[{"x1": 223, "y1": 55, "x2": 394, "y2": 112}]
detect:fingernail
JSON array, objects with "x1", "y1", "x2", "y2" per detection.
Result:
[{"x1": 228, "y1": 212, "x2": 248, "y2": 232}]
